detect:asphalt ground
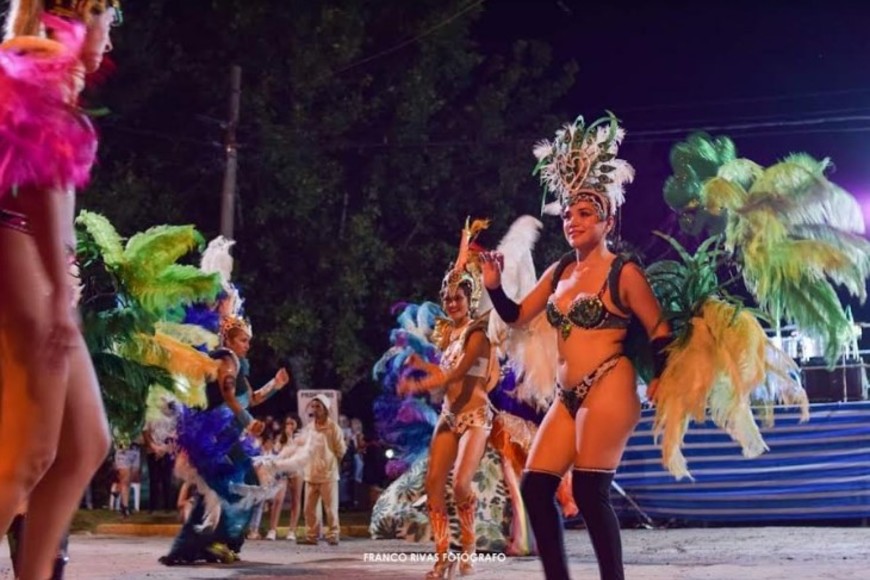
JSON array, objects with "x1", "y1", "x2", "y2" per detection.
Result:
[{"x1": 3, "y1": 526, "x2": 870, "y2": 579}]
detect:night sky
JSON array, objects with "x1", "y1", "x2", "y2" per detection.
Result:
[{"x1": 479, "y1": 0, "x2": 870, "y2": 327}]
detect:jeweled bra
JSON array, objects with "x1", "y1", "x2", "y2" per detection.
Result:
[{"x1": 546, "y1": 254, "x2": 632, "y2": 339}]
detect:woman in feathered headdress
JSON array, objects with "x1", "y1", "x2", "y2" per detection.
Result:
[
  {"x1": 159, "y1": 245, "x2": 299, "y2": 566},
  {"x1": 0, "y1": 2, "x2": 120, "y2": 578},
  {"x1": 397, "y1": 218, "x2": 500, "y2": 578},
  {"x1": 481, "y1": 112, "x2": 670, "y2": 580}
]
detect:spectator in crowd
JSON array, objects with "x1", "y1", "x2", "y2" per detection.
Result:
[
  {"x1": 112, "y1": 437, "x2": 141, "y2": 518},
  {"x1": 361, "y1": 431, "x2": 388, "y2": 509},
  {"x1": 338, "y1": 414, "x2": 354, "y2": 509},
  {"x1": 350, "y1": 418, "x2": 365, "y2": 508},
  {"x1": 271, "y1": 414, "x2": 304, "y2": 541},
  {"x1": 298, "y1": 396, "x2": 346, "y2": 546},
  {"x1": 143, "y1": 401, "x2": 177, "y2": 512}
]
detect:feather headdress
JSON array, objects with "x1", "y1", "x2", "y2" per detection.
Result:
[
  {"x1": 201, "y1": 235, "x2": 245, "y2": 320},
  {"x1": 440, "y1": 217, "x2": 489, "y2": 314},
  {"x1": 533, "y1": 111, "x2": 635, "y2": 218}
]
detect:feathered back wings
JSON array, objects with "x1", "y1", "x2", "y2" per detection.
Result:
[{"x1": 487, "y1": 216, "x2": 558, "y2": 411}]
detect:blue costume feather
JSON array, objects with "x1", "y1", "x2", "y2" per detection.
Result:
[
  {"x1": 182, "y1": 304, "x2": 222, "y2": 334},
  {"x1": 372, "y1": 302, "x2": 443, "y2": 476},
  {"x1": 175, "y1": 404, "x2": 259, "y2": 484},
  {"x1": 488, "y1": 365, "x2": 545, "y2": 424}
]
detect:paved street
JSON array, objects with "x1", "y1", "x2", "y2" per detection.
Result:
[{"x1": 3, "y1": 526, "x2": 870, "y2": 579}]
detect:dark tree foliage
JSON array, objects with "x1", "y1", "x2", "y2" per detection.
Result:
[{"x1": 83, "y1": 0, "x2": 578, "y2": 395}]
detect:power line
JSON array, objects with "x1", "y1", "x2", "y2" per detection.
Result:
[
  {"x1": 630, "y1": 115, "x2": 870, "y2": 138},
  {"x1": 629, "y1": 125, "x2": 870, "y2": 145},
  {"x1": 100, "y1": 113, "x2": 870, "y2": 152},
  {"x1": 629, "y1": 106, "x2": 870, "y2": 130},
  {"x1": 313, "y1": 0, "x2": 484, "y2": 83},
  {"x1": 293, "y1": 119, "x2": 870, "y2": 151},
  {"x1": 617, "y1": 87, "x2": 870, "y2": 114}
]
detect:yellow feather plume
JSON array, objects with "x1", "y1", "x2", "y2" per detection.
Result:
[
  {"x1": 149, "y1": 332, "x2": 219, "y2": 382},
  {"x1": 654, "y1": 298, "x2": 807, "y2": 480},
  {"x1": 155, "y1": 321, "x2": 220, "y2": 352},
  {"x1": 132, "y1": 332, "x2": 218, "y2": 408}
]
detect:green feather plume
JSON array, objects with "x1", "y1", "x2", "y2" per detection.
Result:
[
  {"x1": 698, "y1": 152, "x2": 870, "y2": 364},
  {"x1": 75, "y1": 211, "x2": 222, "y2": 438},
  {"x1": 662, "y1": 132, "x2": 734, "y2": 235}
]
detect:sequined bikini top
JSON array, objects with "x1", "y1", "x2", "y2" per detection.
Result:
[
  {"x1": 435, "y1": 313, "x2": 499, "y2": 392},
  {"x1": 546, "y1": 254, "x2": 632, "y2": 340}
]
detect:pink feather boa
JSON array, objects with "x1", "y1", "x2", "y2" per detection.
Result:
[{"x1": 0, "y1": 14, "x2": 97, "y2": 198}]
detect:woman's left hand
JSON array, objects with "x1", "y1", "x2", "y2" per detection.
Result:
[{"x1": 479, "y1": 251, "x2": 505, "y2": 289}]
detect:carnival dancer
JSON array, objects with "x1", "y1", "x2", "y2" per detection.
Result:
[
  {"x1": 159, "y1": 315, "x2": 292, "y2": 565},
  {"x1": 6, "y1": 500, "x2": 68, "y2": 579},
  {"x1": 0, "y1": 2, "x2": 120, "y2": 578},
  {"x1": 481, "y1": 113, "x2": 669, "y2": 580},
  {"x1": 371, "y1": 217, "x2": 581, "y2": 565},
  {"x1": 397, "y1": 219, "x2": 500, "y2": 578}
]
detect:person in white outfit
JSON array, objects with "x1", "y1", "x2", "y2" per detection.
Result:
[{"x1": 297, "y1": 395, "x2": 346, "y2": 546}]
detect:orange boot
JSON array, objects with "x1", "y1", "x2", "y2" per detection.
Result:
[
  {"x1": 456, "y1": 494, "x2": 477, "y2": 575},
  {"x1": 426, "y1": 505, "x2": 455, "y2": 579}
]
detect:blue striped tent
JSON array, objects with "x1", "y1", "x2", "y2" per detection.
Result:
[{"x1": 614, "y1": 402, "x2": 870, "y2": 523}]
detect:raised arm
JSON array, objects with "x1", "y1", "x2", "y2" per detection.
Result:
[
  {"x1": 250, "y1": 367, "x2": 290, "y2": 407},
  {"x1": 217, "y1": 357, "x2": 244, "y2": 415},
  {"x1": 217, "y1": 357, "x2": 262, "y2": 433},
  {"x1": 327, "y1": 421, "x2": 348, "y2": 459},
  {"x1": 481, "y1": 251, "x2": 559, "y2": 327}
]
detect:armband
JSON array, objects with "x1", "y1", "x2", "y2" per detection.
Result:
[{"x1": 487, "y1": 285, "x2": 520, "y2": 323}]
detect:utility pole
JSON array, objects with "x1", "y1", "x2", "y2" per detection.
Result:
[{"x1": 220, "y1": 65, "x2": 242, "y2": 240}]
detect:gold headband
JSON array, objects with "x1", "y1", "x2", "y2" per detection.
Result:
[
  {"x1": 440, "y1": 218, "x2": 489, "y2": 314},
  {"x1": 220, "y1": 315, "x2": 252, "y2": 341}
]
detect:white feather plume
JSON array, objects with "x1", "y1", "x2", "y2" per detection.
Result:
[
  {"x1": 254, "y1": 431, "x2": 313, "y2": 485},
  {"x1": 173, "y1": 452, "x2": 223, "y2": 533},
  {"x1": 200, "y1": 236, "x2": 235, "y2": 285},
  {"x1": 541, "y1": 201, "x2": 562, "y2": 216},
  {"x1": 486, "y1": 216, "x2": 558, "y2": 410},
  {"x1": 533, "y1": 140, "x2": 553, "y2": 160}
]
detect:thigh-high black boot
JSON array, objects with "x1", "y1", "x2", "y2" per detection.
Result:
[
  {"x1": 572, "y1": 469, "x2": 623, "y2": 580},
  {"x1": 521, "y1": 470, "x2": 570, "y2": 580}
]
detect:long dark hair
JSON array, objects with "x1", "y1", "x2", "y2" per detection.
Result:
[{"x1": 279, "y1": 413, "x2": 301, "y2": 446}]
